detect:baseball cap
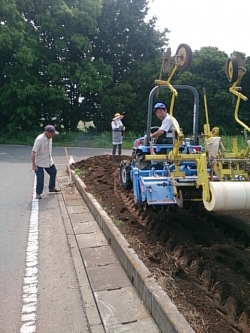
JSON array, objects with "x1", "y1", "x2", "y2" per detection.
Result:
[
  {"x1": 153, "y1": 102, "x2": 166, "y2": 111},
  {"x1": 44, "y1": 125, "x2": 59, "y2": 135}
]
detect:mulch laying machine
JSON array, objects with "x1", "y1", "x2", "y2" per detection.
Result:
[{"x1": 120, "y1": 45, "x2": 250, "y2": 211}]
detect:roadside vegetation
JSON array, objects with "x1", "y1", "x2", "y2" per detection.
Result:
[{"x1": 0, "y1": 129, "x2": 248, "y2": 152}]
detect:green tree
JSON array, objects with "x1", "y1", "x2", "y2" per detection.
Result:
[
  {"x1": 1, "y1": 0, "x2": 113, "y2": 132},
  {"x1": 90, "y1": 0, "x2": 169, "y2": 133},
  {"x1": 0, "y1": 0, "x2": 28, "y2": 131}
]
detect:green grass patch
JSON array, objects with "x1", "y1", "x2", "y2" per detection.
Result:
[
  {"x1": 113, "y1": 218, "x2": 123, "y2": 226},
  {"x1": 74, "y1": 168, "x2": 85, "y2": 178}
]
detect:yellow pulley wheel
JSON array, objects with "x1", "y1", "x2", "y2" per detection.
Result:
[{"x1": 225, "y1": 56, "x2": 238, "y2": 83}]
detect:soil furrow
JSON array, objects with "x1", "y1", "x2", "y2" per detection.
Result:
[{"x1": 72, "y1": 155, "x2": 250, "y2": 333}]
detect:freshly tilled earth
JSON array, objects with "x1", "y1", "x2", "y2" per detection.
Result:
[{"x1": 72, "y1": 154, "x2": 250, "y2": 333}]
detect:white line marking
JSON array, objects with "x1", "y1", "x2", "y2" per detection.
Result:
[{"x1": 20, "y1": 176, "x2": 39, "y2": 333}]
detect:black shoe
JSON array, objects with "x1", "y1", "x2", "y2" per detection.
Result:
[{"x1": 49, "y1": 188, "x2": 61, "y2": 193}]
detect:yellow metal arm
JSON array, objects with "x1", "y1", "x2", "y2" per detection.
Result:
[{"x1": 229, "y1": 68, "x2": 250, "y2": 132}]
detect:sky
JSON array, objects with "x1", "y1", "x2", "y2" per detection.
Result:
[{"x1": 147, "y1": 0, "x2": 250, "y2": 57}]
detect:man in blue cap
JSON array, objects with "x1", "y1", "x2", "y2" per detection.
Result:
[
  {"x1": 31, "y1": 125, "x2": 61, "y2": 199},
  {"x1": 150, "y1": 102, "x2": 180, "y2": 141}
]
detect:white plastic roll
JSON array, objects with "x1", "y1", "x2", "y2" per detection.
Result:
[{"x1": 203, "y1": 182, "x2": 250, "y2": 211}]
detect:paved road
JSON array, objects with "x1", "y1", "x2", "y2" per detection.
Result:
[
  {"x1": 0, "y1": 146, "x2": 34, "y2": 333},
  {"x1": 0, "y1": 144, "x2": 131, "y2": 333}
]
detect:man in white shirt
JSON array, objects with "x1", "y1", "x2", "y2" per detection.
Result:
[
  {"x1": 31, "y1": 125, "x2": 61, "y2": 199},
  {"x1": 150, "y1": 102, "x2": 179, "y2": 141}
]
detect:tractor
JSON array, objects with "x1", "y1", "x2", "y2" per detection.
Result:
[{"x1": 120, "y1": 44, "x2": 250, "y2": 212}]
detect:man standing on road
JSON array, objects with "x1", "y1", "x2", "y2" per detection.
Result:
[{"x1": 31, "y1": 125, "x2": 61, "y2": 199}]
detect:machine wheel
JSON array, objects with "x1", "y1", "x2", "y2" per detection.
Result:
[
  {"x1": 176, "y1": 190, "x2": 184, "y2": 208},
  {"x1": 175, "y1": 44, "x2": 192, "y2": 70},
  {"x1": 225, "y1": 56, "x2": 239, "y2": 83},
  {"x1": 176, "y1": 187, "x2": 202, "y2": 210},
  {"x1": 135, "y1": 153, "x2": 151, "y2": 170},
  {"x1": 120, "y1": 160, "x2": 132, "y2": 190},
  {"x1": 161, "y1": 47, "x2": 171, "y2": 73}
]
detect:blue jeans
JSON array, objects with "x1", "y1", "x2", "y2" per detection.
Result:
[{"x1": 35, "y1": 164, "x2": 57, "y2": 195}]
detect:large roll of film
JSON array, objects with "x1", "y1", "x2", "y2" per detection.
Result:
[{"x1": 203, "y1": 182, "x2": 250, "y2": 211}]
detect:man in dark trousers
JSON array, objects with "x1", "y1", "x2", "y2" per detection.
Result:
[{"x1": 31, "y1": 125, "x2": 61, "y2": 199}]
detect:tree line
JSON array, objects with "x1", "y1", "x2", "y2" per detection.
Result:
[{"x1": 1, "y1": 0, "x2": 250, "y2": 136}]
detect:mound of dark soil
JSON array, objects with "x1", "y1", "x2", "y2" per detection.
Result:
[{"x1": 72, "y1": 154, "x2": 250, "y2": 333}]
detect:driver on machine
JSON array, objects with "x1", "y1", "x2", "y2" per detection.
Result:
[{"x1": 150, "y1": 102, "x2": 180, "y2": 141}]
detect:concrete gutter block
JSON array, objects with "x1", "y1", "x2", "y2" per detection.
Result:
[
  {"x1": 106, "y1": 318, "x2": 161, "y2": 333},
  {"x1": 63, "y1": 193, "x2": 80, "y2": 201},
  {"x1": 64, "y1": 198, "x2": 85, "y2": 206},
  {"x1": 73, "y1": 221, "x2": 101, "y2": 235},
  {"x1": 76, "y1": 232, "x2": 109, "y2": 249},
  {"x1": 81, "y1": 246, "x2": 119, "y2": 267},
  {"x1": 56, "y1": 175, "x2": 70, "y2": 183},
  {"x1": 69, "y1": 212, "x2": 95, "y2": 223},
  {"x1": 90, "y1": 324, "x2": 105, "y2": 333},
  {"x1": 67, "y1": 205, "x2": 88, "y2": 214},
  {"x1": 95, "y1": 286, "x2": 150, "y2": 327},
  {"x1": 87, "y1": 263, "x2": 132, "y2": 292}
]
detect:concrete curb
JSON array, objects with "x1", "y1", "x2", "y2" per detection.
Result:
[{"x1": 71, "y1": 170, "x2": 195, "y2": 333}]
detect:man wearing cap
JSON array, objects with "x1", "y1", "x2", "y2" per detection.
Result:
[
  {"x1": 31, "y1": 125, "x2": 61, "y2": 199},
  {"x1": 150, "y1": 102, "x2": 180, "y2": 141},
  {"x1": 111, "y1": 113, "x2": 125, "y2": 155}
]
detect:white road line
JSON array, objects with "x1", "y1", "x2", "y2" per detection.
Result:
[{"x1": 20, "y1": 176, "x2": 39, "y2": 333}]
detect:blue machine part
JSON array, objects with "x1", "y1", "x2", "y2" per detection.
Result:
[
  {"x1": 132, "y1": 167, "x2": 177, "y2": 206},
  {"x1": 133, "y1": 137, "x2": 203, "y2": 155},
  {"x1": 130, "y1": 161, "x2": 203, "y2": 206},
  {"x1": 125, "y1": 83, "x2": 205, "y2": 208},
  {"x1": 139, "y1": 176, "x2": 177, "y2": 205}
]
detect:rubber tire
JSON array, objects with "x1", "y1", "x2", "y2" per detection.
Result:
[
  {"x1": 120, "y1": 160, "x2": 132, "y2": 190},
  {"x1": 225, "y1": 56, "x2": 239, "y2": 83},
  {"x1": 176, "y1": 44, "x2": 192, "y2": 71}
]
